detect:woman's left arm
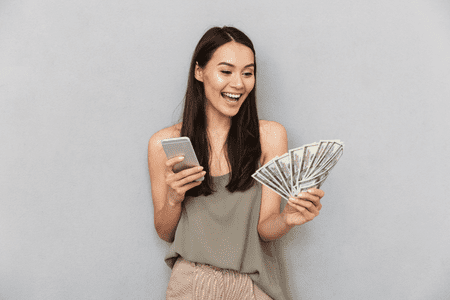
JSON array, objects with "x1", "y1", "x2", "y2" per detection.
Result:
[{"x1": 257, "y1": 121, "x2": 324, "y2": 242}]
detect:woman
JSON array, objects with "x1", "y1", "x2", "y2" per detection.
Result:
[{"x1": 148, "y1": 26, "x2": 324, "y2": 300}]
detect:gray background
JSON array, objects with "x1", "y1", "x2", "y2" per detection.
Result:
[{"x1": 1, "y1": 0, "x2": 449, "y2": 299}]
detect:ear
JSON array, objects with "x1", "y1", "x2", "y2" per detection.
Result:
[{"x1": 194, "y1": 64, "x2": 204, "y2": 82}]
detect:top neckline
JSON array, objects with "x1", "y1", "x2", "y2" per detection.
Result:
[{"x1": 211, "y1": 172, "x2": 230, "y2": 178}]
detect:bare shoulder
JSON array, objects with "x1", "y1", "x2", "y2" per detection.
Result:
[
  {"x1": 148, "y1": 122, "x2": 182, "y2": 152},
  {"x1": 259, "y1": 120, "x2": 286, "y2": 136},
  {"x1": 259, "y1": 120, "x2": 288, "y2": 165},
  {"x1": 259, "y1": 120, "x2": 287, "y2": 146},
  {"x1": 148, "y1": 122, "x2": 182, "y2": 188}
]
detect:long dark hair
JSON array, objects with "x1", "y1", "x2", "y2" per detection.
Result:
[{"x1": 181, "y1": 26, "x2": 261, "y2": 197}]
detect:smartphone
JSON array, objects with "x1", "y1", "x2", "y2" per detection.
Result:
[{"x1": 161, "y1": 137, "x2": 204, "y2": 181}]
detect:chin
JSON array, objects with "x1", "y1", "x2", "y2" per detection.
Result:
[{"x1": 223, "y1": 104, "x2": 244, "y2": 117}]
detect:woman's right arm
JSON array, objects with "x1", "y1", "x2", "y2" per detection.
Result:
[{"x1": 148, "y1": 130, "x2": 206, "y2": 243}]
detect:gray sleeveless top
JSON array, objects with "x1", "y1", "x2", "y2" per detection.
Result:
[{"x1": 165, "y1": 173, "x2": 288, "y2": 300}]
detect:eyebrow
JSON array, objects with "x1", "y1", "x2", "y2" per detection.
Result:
[{"x1": 218, "y1": 62, "x2": 255, "y2": 68}]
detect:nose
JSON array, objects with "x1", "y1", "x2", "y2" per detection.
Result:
[{"x1": 230, "y1": 73, "x2": 244, "y2": 89}]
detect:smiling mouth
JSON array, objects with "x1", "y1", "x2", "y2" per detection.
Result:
[{"x1": 222, "y1": 92, "x2": 242, "y2": 102}]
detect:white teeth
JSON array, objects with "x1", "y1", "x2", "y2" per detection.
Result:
[{"x1": 223, "y1": 93, "x2": 241, "y2": 99}]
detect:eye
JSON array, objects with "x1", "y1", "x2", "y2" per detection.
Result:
[
  {"x1": 221, "y1": 70, "x2": 232, "y2": 75},
  {"x1": 243, "y1": 71, "x2": 254, "y2": 77}
]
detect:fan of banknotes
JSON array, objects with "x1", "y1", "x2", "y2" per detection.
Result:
[{"x1": 252, "y1": 140, "x2": 344, "y2": 200}]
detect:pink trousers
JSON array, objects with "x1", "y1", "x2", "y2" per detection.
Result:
[{"x1": 166, "y1": 256, "x2": 273, "y2": 300}]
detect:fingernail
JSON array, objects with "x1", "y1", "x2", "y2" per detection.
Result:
[
  {"x1": 179, "y1": 156, "x2": 184, "y2": 160},
  {"x1": 197, "y1": 166, "x2": 203, "y2": 171}
]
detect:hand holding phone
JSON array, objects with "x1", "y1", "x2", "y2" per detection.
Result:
[
  {"x1": 162, "y1": 137, "x2": 206, "y2": 205},
  {"x1": 161, "y1": 137, "x2": 204, "y2": 181}
]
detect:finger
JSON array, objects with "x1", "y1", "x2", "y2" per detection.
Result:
[
  {"x1": 179, "y1": 180, "x2": 203, "y2": 194},
  {"x1": 178, "y1": 171, "x2": 206, "y2": 186},
  {"x1": 165, "y1": 156, "x2": 185, "y2": 168},
  {"x1": 168, "y1": 167, "x2": 205, "y2": 188},
  {"x1": 296, "y1": 192, "x2": 320, "y2": 205},
  {"x1": 173, "y1": 166, "x2": 204, "y2": 181},
  {"x1": 289, "y1": 197, "x2": 320, "y2": 215},
  {"x1": 317, "y1": 202, "x2": 323, "y2": 211},
  {"x1": 287, "y1": 200, "x2": 317, "y2": 219},
  {"x1": 307, "y1": 188, "x2": 325, "y2": 198},
  {"x1": 287, "y1": 200, "x2": 306, "y2": 213}
]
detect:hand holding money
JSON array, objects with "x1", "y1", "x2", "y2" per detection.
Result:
[
  {"x1": 252, "y1": 140, "x2": 344, "y2": 200},
  {"x1": 283, "y1": 188, "x2": 324, "y2": 227}
]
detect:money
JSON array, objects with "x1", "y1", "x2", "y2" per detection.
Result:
[
  {"x1": 289, "y1": 147, "x2": 304, "y2": 193},
  {"x1": 252, "y1": 169, "x2": 290, "y2": 200},
  {"x1": 253, "y1": 140, "x2": 344, "y2": 199},
  {"x1": 264, "y1": 157, "x2": 291, "y2": 195},
  {"x1": 274, "y1": 153, "x2": 292, "y2": 195}
]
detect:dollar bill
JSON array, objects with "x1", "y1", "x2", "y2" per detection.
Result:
[
  {"x1": 252, "y1": 170, "x2": 290, "y2": 200},
  {"x1": 304, "y1": 142, "x2": 339, "y2": 179},
  {"x1": 296, "y1": 143, "x2": 318, "y2": 192},
  {"x1": 297, "y1": 173, "x2": 329, "y2": 193},
  {"x1": 314, "y1": 147, "x2": 344, "y2": 177},
  {"x1": 306, "y1": 143, "x2": 344, "y2": 179},
  {"x1": 310, "y1": 141, "x2": 335, "y2": 174},
  {"x1": 263, "y1": 157, "x2": 291, "y2": 196},
  {"x1": 303, "y1": 141, "x2": 330, "y2": 179},
  {"x1": 252, "y1": 140, "x2": 344, "y2": 198},
  {"x1": 289, "y1": 146, "x2": 304, "y2": 194},
  {"x1": 274, "y1": 153, "x2": 293, "y2": 196},
  {"x1": 255, "y1": 158, "x2": 291, "y2": 196}
]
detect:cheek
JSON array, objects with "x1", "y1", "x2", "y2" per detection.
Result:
[
  {"x1": 215, "y1": 73, "x2": 224, "y2": 83},
  {"x1": 204, "y1": 74, "x2": 225, "y2": 94},
  {"x1": 246, "y1": 78, "x2": 256, "y2": 93}
]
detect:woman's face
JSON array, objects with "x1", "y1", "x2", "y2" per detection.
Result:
[{"x1": 195, "y1": 41, "x2": 255, "y2": 119}]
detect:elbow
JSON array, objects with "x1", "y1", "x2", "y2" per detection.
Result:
[
  {"x1": 160, "y1": 234, "x2": 174, "y2": 243},
  {"x1": 156, "y1": 228, "x2": 174, "y2": 243},
  {"x1": 257, "y1": 225, "x2": 271, "y2": 243},
  {"x1": 155, "y1": 222, "x2": 175, "y2": 243}
]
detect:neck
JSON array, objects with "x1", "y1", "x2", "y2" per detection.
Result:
[{"x1": 205, "y1": 105, "x2": 231, "y2": 142}]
